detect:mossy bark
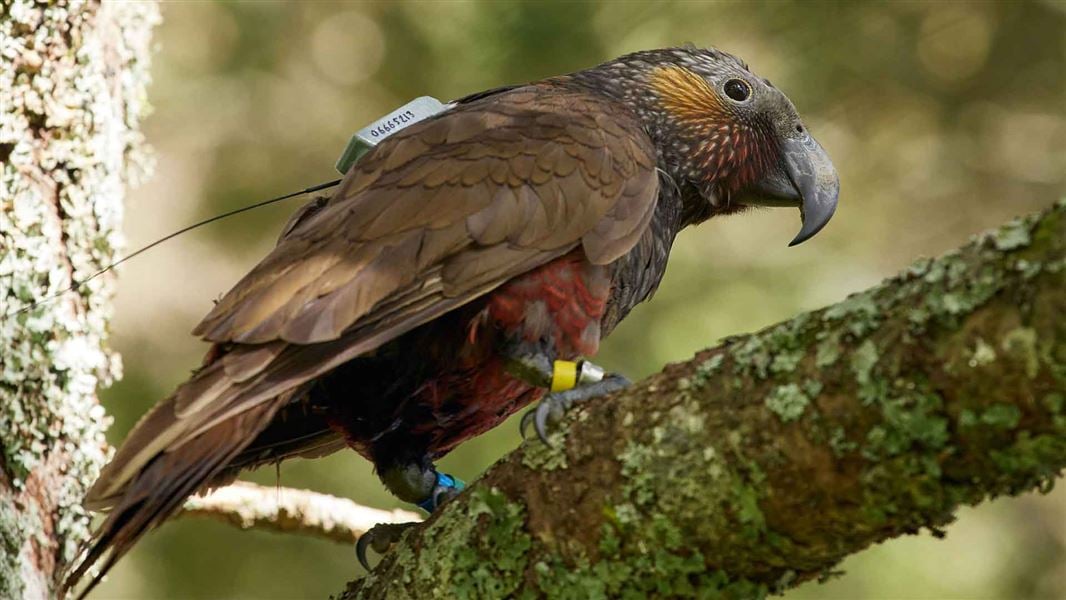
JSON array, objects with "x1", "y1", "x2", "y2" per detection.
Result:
[
  {"x1": 0, "y1": 1, "x2": 157, "y2": 597},
  {"x1": 342, "y1": 201, "x2": 1066, "y2": 599}
]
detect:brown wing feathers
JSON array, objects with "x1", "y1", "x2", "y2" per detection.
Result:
[{"x1": 67, "y1": 83, "x2": 659, "y2": 596}]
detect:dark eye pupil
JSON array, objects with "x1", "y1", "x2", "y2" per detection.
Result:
[{"x1": 724, "y1": 79, "x2": 750, "y2": 102}]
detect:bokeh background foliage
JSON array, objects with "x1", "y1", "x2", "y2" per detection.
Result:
[{"x1": 98, "y1": 1, "x2": 1064, "y2": 598}]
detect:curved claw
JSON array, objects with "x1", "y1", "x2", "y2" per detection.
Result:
[
  {"x1": 534, "y1": 398, "x2": 554, "y2": 445},
  {"x1": 520, "y1": 408, "x2": 537, "y2": 440},
  {"x1": 519, "y1": 394, "x2": 561, "y2": 445},
  {"x1": 356, "y1": 533, "x2": 373, "y2": 571},
  {"x1": 355, "y1": 522, "x2": 419, "y2": 571}
]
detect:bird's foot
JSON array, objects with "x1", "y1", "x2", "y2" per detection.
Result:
[
  {"x1": 416, "y1": 471, "x2": 465, "y2": 513},
  {"x1": 356, "y1": 471, "x2": 464, "y2": 570},
  {"x1": 520, "y1": 373, "x2": 630, "y2": 444},
  {"x1": 356, "y1": 521, "x2": 418, "y2": 570}
]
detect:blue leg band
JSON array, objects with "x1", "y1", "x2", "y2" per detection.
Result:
[{"x1": 417, "y1": 472, "x2": 465, "y2": 512}]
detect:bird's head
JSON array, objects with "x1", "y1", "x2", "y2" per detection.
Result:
[{"x1": 584, "y1": 46, "x2": 840, "y2": 245}]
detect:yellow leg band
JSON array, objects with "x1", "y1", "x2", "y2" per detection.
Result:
[{"x1": 550, "y1": 360, "x2": 578, "y2": 392}]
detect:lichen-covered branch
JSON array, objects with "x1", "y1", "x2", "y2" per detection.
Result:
[
  {"x1": 342, "y1": 201, "x2": 1065, "y2": 599},
  {"x1": 180, "y1": 482, "x2": 422, "y2": 545},
  {"x1": 0, "y1": 2, "x2": 158, "y2": 597}
]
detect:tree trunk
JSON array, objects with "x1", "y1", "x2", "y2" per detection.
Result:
[
  {"x1": 342, "y1": 201, "x2": 1066, "y2": 599},
  {"x1": 0, "y1": 1, "x2": 157, "y2": 597}
]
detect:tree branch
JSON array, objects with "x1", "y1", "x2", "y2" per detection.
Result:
[
  {"x1": 341, "y1": 201, "x2": 1066, "y2": 599},
  {"x1": 180, "y1": 483, "x2": 421, "y2": 545}
]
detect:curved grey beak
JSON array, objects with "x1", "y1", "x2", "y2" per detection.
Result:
[
  {"x1": 784, "y1": 135, "x2": 839, "y2": 246},
  {"x1": 739, "y1": 135, "x2": 840, "y2": 246}
]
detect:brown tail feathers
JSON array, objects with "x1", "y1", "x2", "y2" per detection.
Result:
[{"x1": 61, "y1": 394, "x2": 289, "y2": 599}]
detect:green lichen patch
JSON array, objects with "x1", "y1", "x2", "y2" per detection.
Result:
[
  {"x1": 731, "y1": 313, "x2": 812, "y2": 382},
  {"x1": 691, "y1": 354, "x2": 724, "y2": 388},
  {"x1": 968, "y1": 338, "x2": 997, "y2": 368},
  {"x1": 815, "y1": 332, "x2": 842, "y2": 368},
  {"x1": 991, "y1": 217, "x2": 1033, "y2": 251},
  {"x1": 959, "y1": 403, "x2": 1026, "y2": 432},
  {"x1": 850, "y1": 339, "x2": 881, "y2": 404},
  {"x1": 858, "y1": 453, "x2": 952, "y2": 527},
  {"x1": 765, "y1": 384, "x2": 809, "y2": 423},
  {"x1": 862, "y1": 389, "x2": 949, "y2": 461},
  {"x1": 907, "y1": 306, "x2": 931, "y2": 329},
  {"x1": 770, "y1": 348, "x2": 804, "y2": 375},
  {"x1": 1001, "y1": 328, "x2": 1039, "y2": 378},
  {"x1": 828, "y1": 426, "x2": 858, "y2": 457},
  {"x1": 357, "y1": 487, "x2": 532, "y2": 599},
  {"x1": 618, "y1": 442, "x2": 658, "y2": 507},
  {"x1": 1014, "y1": 258, "x2": 1042, "y2": 279},
  {"x1": 732, "y1": 335, "x2": 774, "y2": 380},
  {"x1": 522, "y1": 431, "x2": 569, "y2": 471},
  {"x1": 958, "y1": 409, "x2": 979, "y2": 428},
  {"x1": 802, "y1": 378, "x2": 823, "y2": 401},
  {"x1": 0, "y1": 494, "x2": 25, "y2": 599},
  {"x1": 979, "y1": 404, "x2": 1022, "y2": 430},
  {"x1": 1043, "y1": 393, "x2": 1064, "y2": 415},
  {"x1": 988, "y1": 433, "x2": 1066, "y2": 490},
  {"x1": 822, "y1": 292, "x2": 881, "y2": 337}
]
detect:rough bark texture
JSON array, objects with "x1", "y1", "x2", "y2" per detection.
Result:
[
  {"x1": 342, "y1": 201, "x2": 1065, "y2": 599},
  {"x1": 0, "y1": 1, "x2": 157, "y2": 597}
]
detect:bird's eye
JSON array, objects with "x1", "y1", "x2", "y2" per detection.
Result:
[{"x1": 724, "y1": 79, "x2": 751, "y2": 102}]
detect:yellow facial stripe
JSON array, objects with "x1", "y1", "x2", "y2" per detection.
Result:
[{"x1": 650, "y1": 66, "x2": 726, "y2": 121}]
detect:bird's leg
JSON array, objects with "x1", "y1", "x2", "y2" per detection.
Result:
[
  {"x1": 356, "y1": 458, "x2": 465, "y2": 569},
  {"x1": 503, "y1": 344, "x2": 630, "y2": 445},
  {"x1": 376, "y1": 459, "x2": 465, "y2": 511}
]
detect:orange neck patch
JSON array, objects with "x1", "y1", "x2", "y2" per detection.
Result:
[
  {"x1": 649, "y1": 66, "x2": 728, "y2": 124},
  {"x1": 648, "y1": 66, "x2": 771, "y2": 192}
]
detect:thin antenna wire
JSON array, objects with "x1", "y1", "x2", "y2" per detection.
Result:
[{"x1": 5, "y1": 178, "x2": 342, "y2": 318}]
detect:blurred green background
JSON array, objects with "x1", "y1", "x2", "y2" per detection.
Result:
[{"x1": 96, "y1": 1, "x2": 1065, "y2": 598}]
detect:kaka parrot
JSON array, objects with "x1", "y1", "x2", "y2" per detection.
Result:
[{"x1": 65, "y1": 46, "x2": 838, "y2": 594}]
